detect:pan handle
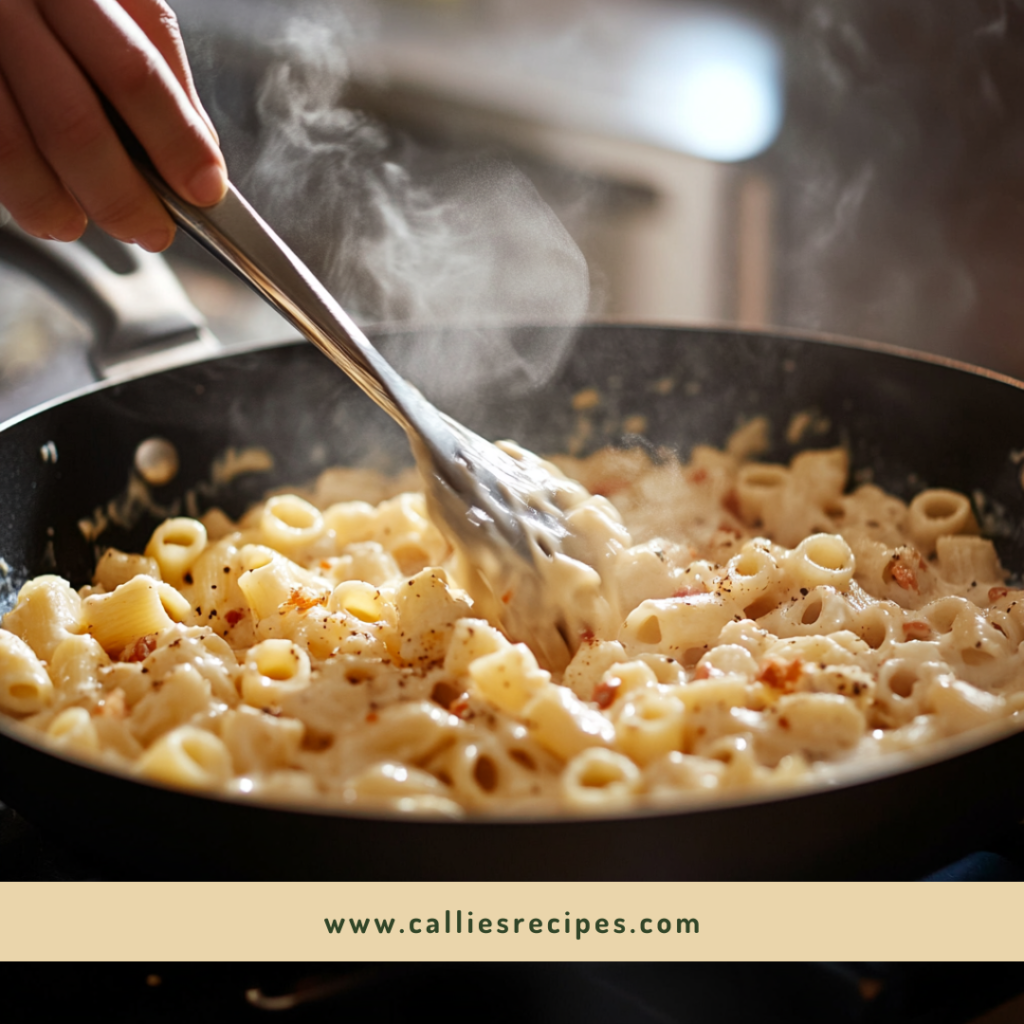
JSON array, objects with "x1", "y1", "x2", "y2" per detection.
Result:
[{"x1": 0, "y1": 206, "x2": 221, "y2": 381}]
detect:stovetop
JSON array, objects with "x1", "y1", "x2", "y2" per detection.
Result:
[{"x1": 1, "y1": 963, "x2": 1023, "y2": 1024}]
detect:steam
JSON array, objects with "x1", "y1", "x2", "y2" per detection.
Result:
[
  {"x1": 238, "y1": 14, "x2": 589, "y2": 411},
  {"x1": 777, "y1": 0, "x2": 1024, "y2": 364}
]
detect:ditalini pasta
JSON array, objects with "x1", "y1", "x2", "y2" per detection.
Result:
[{"x1": 3, "y1": 428, "x2": 1024, "y2": 817}]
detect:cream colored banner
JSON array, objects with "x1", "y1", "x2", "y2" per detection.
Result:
[{"x1": 1, "y1": 882, "x2": 1020, "y2": 961}]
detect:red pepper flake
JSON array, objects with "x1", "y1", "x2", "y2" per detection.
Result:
[
  {"x1": 902, "y1": 620, "x2": 932, "y2": 641},
  {"x1": 579, "y1": 628, "x2": 595, "y2": 644},
  {"x1": 282, "y1": 588, "x2": 328, "y2": 613},
  {"x1": 224, "y1": 609, "x2": 246, "y2": 627},
  {"x1": 672, "y1": 586, "x2": 705, "y2": 599},
  {"x1": 366, "y1": 711, "x2": 379, "y2": 723},
  {"x1": 449, "y1": 697, "x2": 472, "y2": 719},
  {"x1": 689, "y1": 468, "x2": 708, "y2": 484},
  {"x1": 722, "y1": 489, "x2": 742, "y2": 519},
  {"x1": 501, "y1": 589, "x2": 513, "y2": 604},
  {"x1": 593, "y1": 678, "x2": 621, "y2": 709},
  {"x1": 990, "y1": 587, "x2": 1010, "y2": 603}
]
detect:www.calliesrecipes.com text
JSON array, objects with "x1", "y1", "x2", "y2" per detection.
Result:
[{"x1": 324, "y1": 911, "x2": 699, "y2": 939}]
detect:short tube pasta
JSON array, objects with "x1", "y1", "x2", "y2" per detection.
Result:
[
  {"x1": 81, "y1": 576, "x2": 182, "y2": 655},
  {"x1": 722, "y1": 541, "x2": 781, "y2": 611},
  {"x1": 562, "y1": 748, "x2": 641, "y2": 809},
  {"x1": 47, "y1": 706, "x2": 100, "y2": 754},
  {"x1": 241, "y1": 639, "x2": 312, "y2": 708},
  {"x1": 785, "y1": 534, "x2": 856, "y2": 590},
  {"x1": 0, "y1": 629, "x2": 54, "y2": 715},
  {"x1": 2, "y1": 435, "x2": 1022, "y2": 817},
  {"x1": 145, "y1": 517, "x2": 208, "y2": 587},
  {"x1": 907, "y1": 490, "x2": 977, "y2": 555},
  {"x1": 137, "y1": 725, "x2": 233, "y2": 788},
  {"x1": 260, "y1": 495, "x2": 325, "y2": 554},
  {"x1": 614, "y1": 689, "x2": 685, "y2": 765}
]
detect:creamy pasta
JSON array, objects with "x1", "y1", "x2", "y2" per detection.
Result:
[{"x1": 2, "y1": 428, "x2": 1024, "y2": 817}]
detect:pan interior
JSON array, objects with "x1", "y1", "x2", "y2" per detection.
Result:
[{"x1": 3, "y1": 324, "x2": 1023, "y2": 603}]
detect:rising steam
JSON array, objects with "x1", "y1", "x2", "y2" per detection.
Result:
[
  {"x1": 237, "y1": 13, "x2": 590, "y2": 410},
  {"x1": 776, "y1": 0, "x2": 1021, "y2": 362}
]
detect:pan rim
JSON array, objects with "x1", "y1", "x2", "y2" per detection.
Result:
[
  {"x1": 3, "y1": 321, "x2": 1024, "y2": 836},
  {"x1": 2, "y1": 696, "x2": 1021, "y2": 828},
  {"x1": 3, "y1": 319, "x2": 1024, "y2": 434}
]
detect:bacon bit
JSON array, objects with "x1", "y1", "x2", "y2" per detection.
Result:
[
  {"x1": 224, "y1": 609, "x2": 246, "y2": 627},
  {"x1": 890, "y1": 562, "x2": 919, "y2": 592},
  {"x1": 282, "y1": 588, "x2": 328, "y2": 613},
  {"x1": 366, "y1": 711, "x2": 379, "y2": 723},
  {"x1": 689, "y1": 468, "x2": 708, "y2": 484},
  {"x1": 990, "y1": 587, "x2": 1010, "y2": 603},
  {"x1": 591, "y1": 479, "x2": 628, "y2": 497},
  {"x1": 593, "y1": 678, "x2": 621, "y2": 709},
  {"x1": 903, "y1": 620, "x2": 932, "y2": 641},
  {"x1": 123, "y1": 634, "x2": 158, "y2": 662},
  {"x1": 501, "y1": 589, "x2": 514, "y2": 604},
  {"x1": 579, "y1": 628, "x2": 595, "y2": 644},
  {"x1": 449, "y1": 697, "x2": 472, "y2": 720},
  {"x1": 722, "y1": 489, "x2": 742, "y2": 520},
  {"x1": 716, "y1": 523, "x2": 743, "y2": 537},
  {"x1": 672, "y1": 586, "x2": 706, "y2": 599},
  {"x1": 757, "y1": 658, "x2": 803, "y2": 690},
  {"x1": 917, "y1": 556, "x2": 928, "y2": 572},
  {"x1": 692, "y1": 663, "x2": 712, "y2": 680}
]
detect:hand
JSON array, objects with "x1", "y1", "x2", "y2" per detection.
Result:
[{"x1": 0, "y1": 0, "x2": 227, "y2": 251}]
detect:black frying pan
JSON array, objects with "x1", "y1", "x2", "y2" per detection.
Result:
[{"x1": 2, "y1": 288, "x2": 1024, "y2": 877}]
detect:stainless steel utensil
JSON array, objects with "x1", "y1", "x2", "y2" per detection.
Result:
[{"x1": 122, "y1": 131, "x2": 587, "y2": 668}]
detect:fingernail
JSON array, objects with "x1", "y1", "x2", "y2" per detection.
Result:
[
  {"x1": 50, "y1": 217, "x2": 87, "y2": 242},
  {"x1": 132, "y1": 229, "x2": 173, "y2": 252},
  {"x1": 186, "y1": 161, "x2": 228, "y2": 206}
]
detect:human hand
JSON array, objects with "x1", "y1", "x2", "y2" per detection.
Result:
[{"x1": 0, "y1": 0, "x2": 226, "y2": 251}]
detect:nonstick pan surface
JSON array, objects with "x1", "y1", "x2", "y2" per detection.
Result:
[{"x1": 2, "y1": 323, "x2": 1024, "y2": 879}]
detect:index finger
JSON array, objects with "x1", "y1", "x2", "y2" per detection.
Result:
[
  {"x1": 0, "y1": 0, "x2": 175, "y2": 249},
  {"x1": 39, "y1": 0, "x2": 227, "y2": 207},
  {"x1": 115, "y1": 0, "x2": 219, "y2": 143}
]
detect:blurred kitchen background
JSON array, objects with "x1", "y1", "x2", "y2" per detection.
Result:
[{"x1": 3, "y1": 0, "x2": 1024, "y2": 416}]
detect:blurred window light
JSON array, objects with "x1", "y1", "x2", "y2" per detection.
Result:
[{"x1": 628, "y1": 11, "x2": 783, "y2": 162}]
